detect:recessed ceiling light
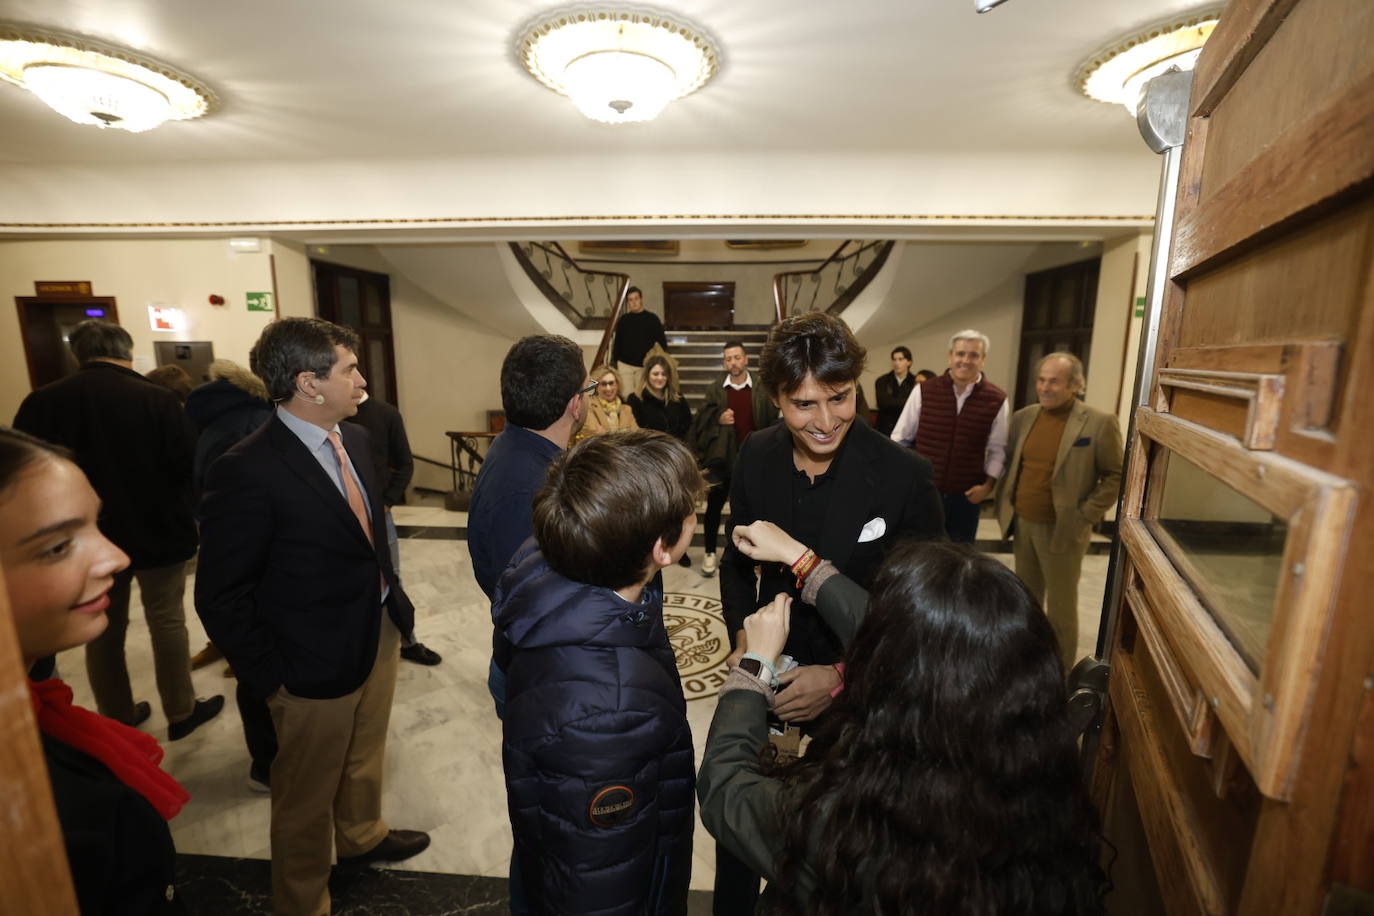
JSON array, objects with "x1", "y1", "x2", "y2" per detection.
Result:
[
  {"x1": 1073, "y1": 6, "x2": 1222, "y2": 112},
  {"x1": 516, "y1": 6, "x2": 720, "y2": 124},
  {"x1": 0, "y1": 23, "x2": 215, "y2": 132}
]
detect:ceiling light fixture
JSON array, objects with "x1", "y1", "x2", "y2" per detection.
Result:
[
  {"x1": 1073, "y1": 6, "x2": 1221, "y2": 112},
  {"x1": 517, "y1": 6, "x2": 719, "y2": 124},
  {"x1": 0, "y1": 23, "x2": 215, "y2": 132}
]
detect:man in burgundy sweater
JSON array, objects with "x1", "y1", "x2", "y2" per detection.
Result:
[
  {"x1": 691, "y1": 341, "x2": 778, "y2": 575},
  {"x1": 890, "y1": 328, "x2": 1009, "y2": 543}
]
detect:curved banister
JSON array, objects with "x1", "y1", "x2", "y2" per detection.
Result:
[
  {"x1": 772, "y1": 240, "x2": 894, "y2": 322},
  {"x1": 592, "y1": 281, "x2": 630, "y2": 371},
  {"x1": 510, "y1": 242, "x2": 630, "y2": 336}
]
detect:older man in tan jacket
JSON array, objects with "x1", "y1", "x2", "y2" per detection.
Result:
[{"x1": 995, "y1": 353, "x2": 1123, "y2": 669}]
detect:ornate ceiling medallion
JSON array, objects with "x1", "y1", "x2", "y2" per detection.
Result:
[
  {"x1": 516, "y1": 5, "x2": 720, "y2": 124},
  {"x1": 1073, "y1": 6, "x2": 1222, "y2": 112},
  {"x1": 0, "y1": 23, "x2": 215, "y2": 132}
]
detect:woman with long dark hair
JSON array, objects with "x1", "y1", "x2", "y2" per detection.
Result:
[
  {"x1": 698, "y1": 520, "x2": 1106, "y2": 915},
  {"x1": 1, "y1": 427, "x2": 189, "y2": 913}
]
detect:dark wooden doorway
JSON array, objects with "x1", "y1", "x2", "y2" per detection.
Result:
[
  {"x1": 663, "y1": 281, "x2": 734, "y2": 331},
  {"x1": 1013, "y1": 258, "x2": 1099, "y2": 409},
  {"x1": 311, "y1": 260, "x2": 399, "y2": 405},
  {"x1": 15, "y1": 296, "x2": 120, "y2": 390}
]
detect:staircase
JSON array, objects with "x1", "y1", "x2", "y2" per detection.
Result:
[{"x1": 664, "y1": 325, "x2": 772, "y2": 405}]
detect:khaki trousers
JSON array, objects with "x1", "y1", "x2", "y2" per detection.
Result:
[
  {"x1": 267, "y1": 617, "x2": 400, "y2": 916},
  {"x1": 1012, "y1": 516, "x2": 1086, "y2": 671},
  {"x1": 86, "y1": 562, "x2": 196, "y2": 724}
]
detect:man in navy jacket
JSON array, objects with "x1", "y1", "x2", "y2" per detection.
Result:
[
  {"x1": 196, "y1": 318, "x2": 427, "y2": 916},
  {"x1": 495, "y1": 430, "x2": 703, "y2": 915}
]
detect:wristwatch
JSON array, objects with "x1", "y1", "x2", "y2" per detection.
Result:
[{"x1": 739, "y1": 657, "x2": 772, "y2": 688}]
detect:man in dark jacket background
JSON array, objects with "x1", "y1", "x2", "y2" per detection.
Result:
[
  {"x1": 609, "y1": 286, "x2": 668, "y2": 379},
  {"x1": 468, "y1": 334, "x2": 588, "y2": 915},
  {"x1": 14, "y1": 319, "x2": 223, "y2": 739},
  {"x1": 688, "y1": 341, "x2": 778, "y2": 576}
]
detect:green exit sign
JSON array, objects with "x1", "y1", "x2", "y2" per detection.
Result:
[
  {"x1": 247, "y1": 291, "x2": 274, "y2": 312},
  {"x1": 1134, "y1": 296, "x2": 1146, "y2": 318}
]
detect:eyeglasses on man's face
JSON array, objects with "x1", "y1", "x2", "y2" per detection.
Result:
[{"x1": 577, "y1": 380, "x2": 599, "y2": 397}]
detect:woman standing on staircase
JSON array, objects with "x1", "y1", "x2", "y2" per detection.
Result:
[{"x1": 576, "y1": 364, "x2": 639, "y2": 442}]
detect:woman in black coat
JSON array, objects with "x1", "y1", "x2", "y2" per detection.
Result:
[
  {"x1": 626, "y1": 352, "x2": 692, "y2": 441},
  {"x1": 1, "y1": 427, "x2": 189, "y2": 914}
]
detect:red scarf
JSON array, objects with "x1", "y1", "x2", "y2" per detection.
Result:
[{"x1": 29, "y1": 678, "x2": 189, "y2": 820}]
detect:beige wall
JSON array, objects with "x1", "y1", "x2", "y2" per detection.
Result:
[
  {"x1": 1, "y1": 238, "x2": 517, "y2": 496},
  {"x1": 294, "y1": 245, "x2": 519, "y2": 493},
  {"x1": 1, "y1": 239, "x2": 284, "y2": 422}
]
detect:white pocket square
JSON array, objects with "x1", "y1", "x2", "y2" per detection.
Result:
[{"x1": 857, "y1": 517, "x2": 887, "y2": 543}]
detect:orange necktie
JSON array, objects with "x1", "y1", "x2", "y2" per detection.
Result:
[{"x1": 327, "y1": 430, "x2": 373, "y2": 545}]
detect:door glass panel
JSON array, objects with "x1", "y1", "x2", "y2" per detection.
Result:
[
  {"x1": 338, "y1": 276, "x2": 362, "y2": 329},
  {"x1": 363, "y1": 281, "x2": 383, "y2": 326},
  {"x1": 1145, "y1": 449, "x2": 1288, "y2": 672},
  {"x1": 366, "y1": 337, "x2": 390, "y2": 403}
]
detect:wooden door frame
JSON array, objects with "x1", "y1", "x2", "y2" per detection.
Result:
[
  {"x1": 1092, "y1": 0, "x2": 1374, "y2": 911},
  {"x1": 15, "y1": 296, "x2": 120, "y2": 389}
]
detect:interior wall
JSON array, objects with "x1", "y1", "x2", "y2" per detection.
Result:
[
  {"x1": 2, "y1": 150, "x2": 1161, "y2": 230},
  {"x1": 856, "y1": 242, "x2": 1104, "y2": 410},
  {"x1": 306, "y1": 245, "x2": 518, "y2": 493},
  {"x1": 0, "y1": 239, "x2": 285, "y2": 422}
]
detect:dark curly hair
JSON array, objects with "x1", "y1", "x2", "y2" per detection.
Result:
[
  {"x1": 500, "y1": 335, "x2": 586, "y2": 430},
  {"x1": 774, "y1": 541, "x2": 1107, "y2": 915},
  {"x1": 758, "y1": 312, "x2": 866, "y2": 397}
]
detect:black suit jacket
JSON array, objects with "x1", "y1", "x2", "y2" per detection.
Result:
[
  {"x1": 194, "y1": 415, "x2": 414, "y2": 700},
  {"x1": 13, "y1": 361, "x2": 198, "y2": 568},
  {"x1": 718, "y1": 419, "x2": 944, "y2": 664}
]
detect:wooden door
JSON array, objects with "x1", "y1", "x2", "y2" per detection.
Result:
[
  {"x1": 1015, "y1": 258, "x2": 1100, "y2": 409},
  {"x1": 1093, "y1": 1, "x2": 1374, "y2": 913},
  {"x1": 663, "y1": 281, "x2": 735, "y2": 330},
  {"x1": 312, "y1": 260, "x2": 399, "y2": 405}
]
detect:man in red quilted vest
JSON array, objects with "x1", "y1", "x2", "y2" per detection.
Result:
[{"x1": 889, "y1": 329, "x2": 1009, "y2": 542}]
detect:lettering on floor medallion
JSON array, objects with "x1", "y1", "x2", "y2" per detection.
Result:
[{"x1": 664, "y1": 593, "x2": 731, "y2": 701}]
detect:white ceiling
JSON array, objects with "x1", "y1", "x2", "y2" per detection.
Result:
[{"x1": 0, "y1": 0, "x2": 1211, "y2": 167}]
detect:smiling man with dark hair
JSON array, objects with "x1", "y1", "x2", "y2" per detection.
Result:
[{"x1": 712, "y1": 311, "x2": 943, "y2": 914}]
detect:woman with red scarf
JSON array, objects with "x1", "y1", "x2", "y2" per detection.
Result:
[{"x1": 0, "y1": 427, "x2": 189, "y2": 914}]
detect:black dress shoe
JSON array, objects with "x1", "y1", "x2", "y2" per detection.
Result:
[
  {"x1": 400, "y1": 642, "x2": 442, "y2": 666},
  {"x1": 337, "y1": 829, "x2": 430, "y2": 866},
  {"x1": 168, "y1": 695, "x2": 225, "y2": 741},
  {"x1": 677, "y1": 553, "x2": 692, "y2": 568},
  {"x1": 123, "y1": 701, "x2": 152, "y2": 728}
]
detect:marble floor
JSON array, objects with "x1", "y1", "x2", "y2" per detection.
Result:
[{"x1": 47, "y1": 503, "x2": 1113, "y2": 909}]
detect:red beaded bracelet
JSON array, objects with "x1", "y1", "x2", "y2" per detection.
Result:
[{"x1": 791, "y1": 548, "x2": 819, "y2": 589}]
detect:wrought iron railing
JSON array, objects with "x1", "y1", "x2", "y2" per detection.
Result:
[
  {"x1": 510, "y1": 242, "x2": 629, "y2": 327},
  {"x1": 509, "y1": 242, "x2": 631, "y2": 369},
  {"x1": 772, "y1": 240, "x2": 895, "y2": 321}
]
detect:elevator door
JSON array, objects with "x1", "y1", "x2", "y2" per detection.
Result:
[
  {"x1": 15, "y1": 297, "x2": 119, "y2": 389},
  {"x1": 1093, "y1": 0, "x2": 1374, "y2": 912}
]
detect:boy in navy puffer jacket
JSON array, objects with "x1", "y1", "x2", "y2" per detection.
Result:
[{"x1": 494, "y1": 429, "x2": 706, "y2": 916}]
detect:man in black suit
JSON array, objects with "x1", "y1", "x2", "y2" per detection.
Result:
[
  {"x1": 195, "y1": 318, "x2": 428, "y2": 916},
  {"x1": 14, "y1": 319, "x2": 223, "y2": 738},
  {"x1": 714, "y1": 311, "x2": 943, "y2": 915}
]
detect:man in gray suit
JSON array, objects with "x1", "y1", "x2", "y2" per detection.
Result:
[{"x1": 995, "y1": 352, "x2": 1123, "y2": 669}]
